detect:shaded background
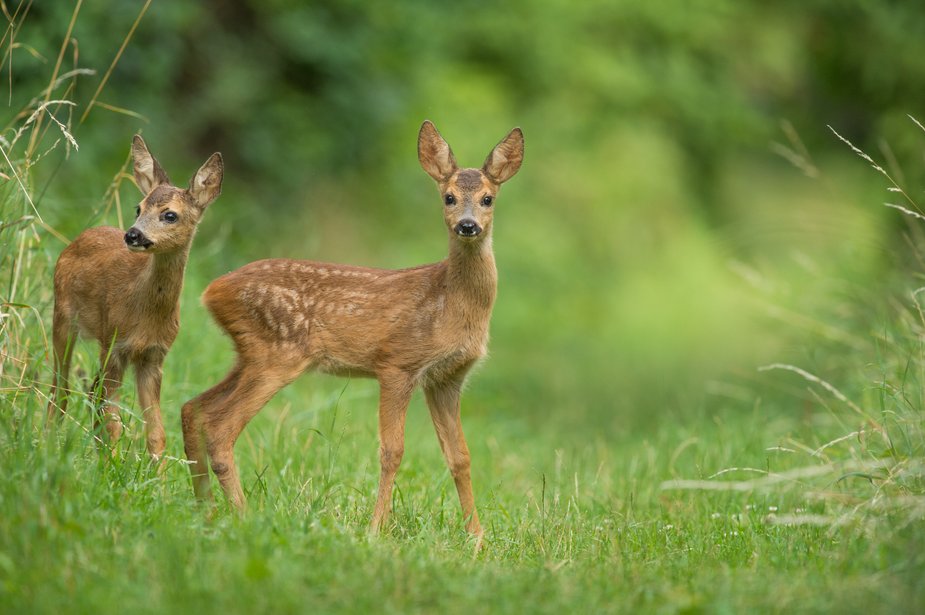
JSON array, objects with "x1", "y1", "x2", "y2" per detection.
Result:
[{"x1": 11, "y1": 0, "x2": 925, "y2": 438}]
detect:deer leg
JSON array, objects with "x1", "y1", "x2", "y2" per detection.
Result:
[
  {"x1": 370, "y1": 373, "x2": 414, "y2": 532},
  {"x1": 47, "y1": 319, "x2": 75, "y2": 421},
  {"x1": 424, "y1": 380, "x2": 482, "y2": 537},
  {"x1": 135, "y1": 355, "x2": 167, "y2": 465},
  {"x1": 92, "y1": 350, "x2": 126, "y2": 445},
  {"x1": 200, "y1": 363, "x2": 298, "y2": 510},
  {"x1": 182, "y1": 364, "x2": 243, "y2": 501}
]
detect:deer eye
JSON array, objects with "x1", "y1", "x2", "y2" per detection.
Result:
[
  {"x1": 481, "y1": 195, "x2": 493, "y2": 207},
  {"x1": 161, "y1": 211, "x2": 178, "y2": 223},
  {"x1": 444, "y1": 194, "x2": 456, "y2": 206},
  {"x1": 135, "y1": 206, "x2": 141, "y2": 218}
]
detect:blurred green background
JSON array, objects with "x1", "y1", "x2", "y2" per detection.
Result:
[{"x1": 11, "y1": 0, "x2": 925, "y2": 438}]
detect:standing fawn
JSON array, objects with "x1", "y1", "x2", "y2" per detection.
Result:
[
  {"x1": 48, "y1": 136, "x2": 223, "y2": 460},
  {"x1": 182, "y1": 121, "x2": 523, "y2": 538}
]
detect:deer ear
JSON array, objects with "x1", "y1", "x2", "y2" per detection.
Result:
[
  {"x1": 188, "y1": 152, "x2": 223, "y2": 209},
  {"x1": 482, "y1": 127, "x2": 524, "y2": 184},
  {"x1": 418, "y1": 120, "x2": 457, "y2": 182},
  {"x1": 132, "y1": 135, "x2": 170, "y2": 195}
]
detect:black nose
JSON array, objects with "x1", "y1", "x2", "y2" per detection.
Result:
[
  {"x1": 454, "y1": 219, "x2": 481, "y2": 237},
  {"x1": 124, "y1": 227, "x2": 151, "y2": 248}
]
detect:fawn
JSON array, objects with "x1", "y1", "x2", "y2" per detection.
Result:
[
  {"x1": 182, "y1": 121, "x2": 524, "y2": 537},
  {"x1": 48, "y1": 135, "x2": 223, "y2": 460}
]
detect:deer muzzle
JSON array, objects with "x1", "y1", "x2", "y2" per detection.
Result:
[
  {"x1": 454, "y1": 219, "x2": 481, "y2": 237},
  {"x1": 124, "y1": 227, "x2": 154, "y2": 251}
]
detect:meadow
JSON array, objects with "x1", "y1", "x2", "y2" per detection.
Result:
[{"x1": 2, "y1": 2, "x2": 924, "y2": 613}]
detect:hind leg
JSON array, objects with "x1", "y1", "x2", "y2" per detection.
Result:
[
  {"x1": 90, "y1": 349, "x2": 126, "y2": 445},
  {"x1": 47, "y1": 319, "x2": 76, "y2": 422},
  {"x1": 182, "y1": 363, "x2": 244, "y2": 501},
  {"x1": 185, "y1": 359, "x2": 301, "y2": 509},
  {"x1": 134, "y1": 350, "x2": 171, "y2": 465},
  {"x1": 204, "y1": 363, "x2": 300, "y2": 509}
]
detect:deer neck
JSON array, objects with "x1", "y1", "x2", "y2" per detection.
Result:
[
  {"x1": 445, "y1": 232, "x2": 497, "y2": 312},
  {"x1": 138, "y1": 246, "x2": 190, "y2": 314}
]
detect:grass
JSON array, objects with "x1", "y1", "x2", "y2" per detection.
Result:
[
  {"x1": 2, "y1": 247, "x2": 922, "y2": 612},
  {"x1": 2, "y1": 6, "x2": 924, "y2": 614},
  {"x1": 1, "y1": 365, "x2": 921, "y2": 613}
]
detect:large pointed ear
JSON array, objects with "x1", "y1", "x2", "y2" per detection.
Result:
[
  {"x1": 188, "y1": 152, "x2": 223, "y2": 209},
  {"x1": 132, "y1": 135, "x2": 170, "y2": 195},
  {"x1": 482, "y1": 127, "x2": 524, "y2": 184},
  {"x1": 418, "y1": 120, "x2": 457, "y2": 182}
]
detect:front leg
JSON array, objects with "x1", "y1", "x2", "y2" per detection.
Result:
[
  {"x1": 424, "y1": 378, "x2": 482, "y2": 538},
  {"x1": 370, "y1": 371, "x2": 414, "y2": 533},
  {"x1": 135, "y1": 354, "x2": 167, "y2": 463}
]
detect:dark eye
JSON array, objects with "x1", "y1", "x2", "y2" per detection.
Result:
[
  {"x1": 481, "y1": 195, "x2": 493, "y2": 207},
  {"x1": 162, "y1": 211, "x2": 178, "y2": 223},
  {"x1": 444, "y1": 194, "x2": 455, "y2": 205},
  {"x1": 135, "y1": 206, "x2": 141, "y2": 217}
]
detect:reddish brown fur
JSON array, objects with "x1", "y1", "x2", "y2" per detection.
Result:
[
  {"x1": 47, "y1": 136, "x2": 222, "y2": 460},
  {"x1": 182, "y1": 121, "x2": 524, "y2": 540}
]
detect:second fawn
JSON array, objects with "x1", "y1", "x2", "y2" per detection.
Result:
[
  {"x1": 48, "y1": 136, "x2": 223, "y2": 460},
  {"x1": 182, "y1": 121, "x2": 524, "y2": 538}
]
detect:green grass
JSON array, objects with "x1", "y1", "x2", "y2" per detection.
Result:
[
  {"x1": 2, "y1": 252, "x2": 924, "y2": 612},
  {"x1": 1, "y1": 363, "x2": 922, "y2": 613}
]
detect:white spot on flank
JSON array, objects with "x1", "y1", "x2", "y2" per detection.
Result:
[
  {"x1": 341, "y1": 290, "x2": 371, "y2": 301},
  {"x1": 263, "y1": 308, "x2": 277, "y2": 331},
  {"x1": 274, "y1": 285, "x2": 301, "y2": 305}
]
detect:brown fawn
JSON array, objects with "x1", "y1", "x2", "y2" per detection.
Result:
[
  {"x1": 48, "y1": 136, "x2": 223, "y2": 460},
  {"x1": 182, "y1": 121, "x2": 524, "y2": 537}
]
